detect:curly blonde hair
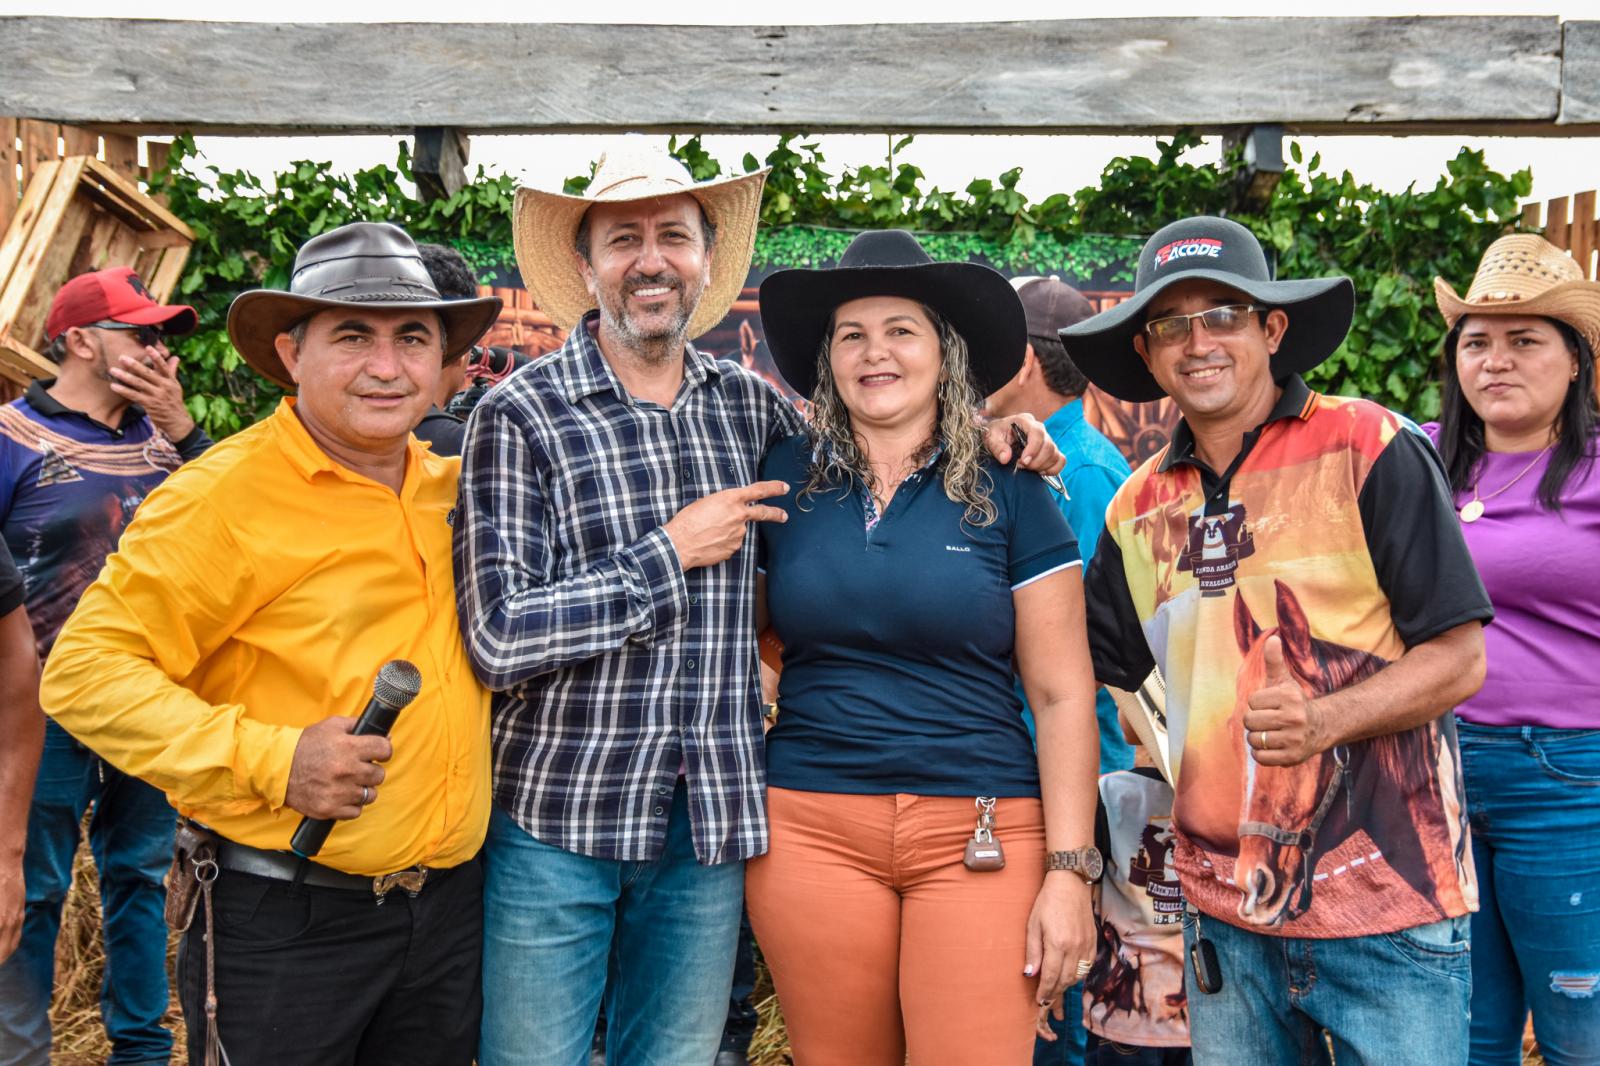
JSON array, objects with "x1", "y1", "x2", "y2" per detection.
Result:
[{"x1": 800, "y1": 301, "x2": 996, "y2": 528}]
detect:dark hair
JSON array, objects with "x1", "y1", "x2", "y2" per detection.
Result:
[
  {"x1": 573, "y1": 202, "x2": 718, "y2": 264},
  {"x1": 1437, "y1": 315, "x2": 1598, "y2": 513},
  {"x1": 416, "y1": 243, "x2": 480, "y2": 300},
  {"x1": 1028, "y1": 333, "x2": 1089, "y2": 397}
]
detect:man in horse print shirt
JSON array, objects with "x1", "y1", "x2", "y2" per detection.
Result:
[{"x1": 1062, "y1": 217, "x2": 1492, "y2": 1065}]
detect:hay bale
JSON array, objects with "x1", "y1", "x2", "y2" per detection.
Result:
[{"x1": 47, "y1": 839, "x2": 186, "y2": 1066}]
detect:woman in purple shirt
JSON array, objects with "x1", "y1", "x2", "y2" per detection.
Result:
[{"x1": 1427, "y1": 234, "x2": 1600, "y2": 1066}]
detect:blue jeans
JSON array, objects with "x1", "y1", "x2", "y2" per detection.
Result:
[
  {"x1": 1459, "y1": 723, "x2": 1600, "y2": 1066},
  {"x1": 0, "y1": 721, "x2": 175, "y2": 1066},
  {"x1": 479, "y1": 779, "x2": 745, "y2": 1066},
  {"x1": 1181, "y1": 909, "x2": 1470, "y2": 1065},
  {"x1": 1032, "y1": 982, "x2": 1087, "y2": 1065}
]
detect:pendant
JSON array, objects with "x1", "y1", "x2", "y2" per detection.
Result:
[{"x1": 1460, "y1": 499, "x2": 1485, "y2": 523}]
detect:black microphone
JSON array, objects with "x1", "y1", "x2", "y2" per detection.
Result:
[{"x1": 290, "y1": 660, "x2": 423, "y2": 859}]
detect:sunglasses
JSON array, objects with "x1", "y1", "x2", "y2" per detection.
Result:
[
  {"x1": 1143, "y1": 304, "x2": 1262, "y2": 346},
  {"x1": 88, "y1": 321, "x2": 167, "y2": 348}
]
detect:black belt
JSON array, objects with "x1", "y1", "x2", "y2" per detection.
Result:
[{"x1": 214, "y1": 839, "x2": 436, "y2": 903}]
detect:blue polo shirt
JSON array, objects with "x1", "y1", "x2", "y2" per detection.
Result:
[
  {"x1": 1032, "y1": 398, "x2": 1134, "y2": 773},
  {"x1": 759, "y1": 434, "x2": 1080, "y2": 797}
]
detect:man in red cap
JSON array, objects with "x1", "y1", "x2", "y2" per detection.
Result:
[{"x1": 0, "y1": 267, "x2": 209, "y2": 1065}]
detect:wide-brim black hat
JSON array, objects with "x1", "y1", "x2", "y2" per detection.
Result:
[
  {"x1": 228, "y1": 222, "x2": 503, "y2": 390},
  {"x1": 1059, "y1": 216, "x2": 1355, "y2": 403},
  {"x1": 759, "y1": 230, "x2": 1026, "y2": 399}
]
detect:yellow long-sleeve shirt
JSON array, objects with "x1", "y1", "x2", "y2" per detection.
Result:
[{"x1": 41, "y1": 399, "x2": 489, "y2": 877}]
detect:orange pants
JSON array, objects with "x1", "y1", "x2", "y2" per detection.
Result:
[{"x1": 746, "y1": 787, "x2": 1047, "y2": 1065}]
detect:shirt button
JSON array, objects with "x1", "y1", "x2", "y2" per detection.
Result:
[
  {"x1": 654, "y1": 806, "x2": 666, "y2": 816},
  {"x1": 682, "y1": 467, "x2": 693, "y2": 481},
  {"x1": 657, "y1": 785, "x2": 669, "y2": 796},
  {"x1": 688, "y1": 594, "x2": 698, "y2": 606},
  {"x1": 686, "y1": 659, "x2": 696, "y2": 670}
]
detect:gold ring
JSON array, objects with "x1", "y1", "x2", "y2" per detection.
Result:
[
  {"x1": 1075, "y1": 959, "x2": 1092, "y2": 976},
  {"x1": 1256, "y1": 730, "x2": 1268, "y2": 749}
]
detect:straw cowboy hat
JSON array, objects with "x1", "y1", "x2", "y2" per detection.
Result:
[
  {"x1": 512, "y1": 140, "x2": 769, "y2": 341},
  {"x1": 228, "y1": 222, "x2": 502, "y2": 389},
  {"x1": 1434, "y1": 233, "x2": 1600, "y2": 354},
  {"x1": 1060, "y1": 216, "x2": 1354, "y2": 403},
  {"x1": 759, "y1": 229, "x2": 1026, "y2": 399}
]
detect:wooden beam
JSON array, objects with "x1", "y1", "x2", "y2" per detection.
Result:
[
  {"x1": 1562, "y1": 21, "x2": 1600, "y2": 125},
  {"x1": 0, "y1": 16, "x2": 1581, "y2": 135}
]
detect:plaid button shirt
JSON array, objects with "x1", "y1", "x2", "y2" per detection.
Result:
[{"x1": 454, "y1": 313, "x2": 802, "y2": 864}]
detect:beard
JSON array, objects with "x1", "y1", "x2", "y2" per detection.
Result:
[{"x1": 596, "y1": 269, "x2": 704, "y2": 361}]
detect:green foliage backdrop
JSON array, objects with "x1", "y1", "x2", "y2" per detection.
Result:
[{"x1": 150, "y1": 131, "x2": 1531, "y2": 438}]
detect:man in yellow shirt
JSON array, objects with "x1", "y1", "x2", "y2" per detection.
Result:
[{"x1": 39, "y1": 222, "x2": 502, "y2": 1066}]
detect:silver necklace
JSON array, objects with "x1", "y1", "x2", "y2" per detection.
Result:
[{"x1": 1460, "y1": 445, "x2": 1552, "y2": 523}]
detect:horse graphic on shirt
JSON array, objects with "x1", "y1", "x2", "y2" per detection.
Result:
[{"x1": 1228, "y1": 581, "x2": 1467, "y2": 927}]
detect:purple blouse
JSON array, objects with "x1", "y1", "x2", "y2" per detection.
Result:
[{"x1": 1425, "y1": 424, "x2": 1600, "y2": 728}]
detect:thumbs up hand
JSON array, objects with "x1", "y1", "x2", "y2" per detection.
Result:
[{"x1": 1243, "y1": 635, "x2": 1328, "y2": 767}]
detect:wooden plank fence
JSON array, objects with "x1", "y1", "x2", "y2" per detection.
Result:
[
  {"x1": 0, "y1": 118, "x2": 169, "y2": 237},
  {"x1": 1523, "y1": 189, "x2": 1600, "y2": 281},
  {"x1": 0, "y1": 120, "x2": 174, "y2": 401}
]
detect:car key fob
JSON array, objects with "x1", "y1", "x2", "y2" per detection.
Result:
[{"x1": 1190, "y1": 933, "x2": 1223, "y2": 994}]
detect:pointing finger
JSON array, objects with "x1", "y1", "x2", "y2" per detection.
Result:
[{"x1": 734, "y1": 480, "x2": 790, "y2": 503}]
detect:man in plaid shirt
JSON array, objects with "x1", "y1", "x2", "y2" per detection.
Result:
[{"x1": 456, "y1": 140, "x2": 1062, "y2": 1065}]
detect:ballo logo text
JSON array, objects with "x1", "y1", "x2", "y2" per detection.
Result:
[{"x1": 1153, "y1": 238, "x2": 1224, "y2": 268}]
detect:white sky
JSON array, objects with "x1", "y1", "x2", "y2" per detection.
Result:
[{"x1": 9, "y1": 1, "x2": 1600, "y2": 207}]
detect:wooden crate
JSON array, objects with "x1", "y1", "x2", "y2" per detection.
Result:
[{"x1": 0, "y1": 154, "x2": 194, "y2": 386}]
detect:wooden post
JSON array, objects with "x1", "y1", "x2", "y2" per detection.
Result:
[
  {"x1": 1570, "y1": 190, "x2": 1597, "y2": 280},
  {"x1": 101, "y1": 132, "x2": 138, "y2": 180},
  {"x1": 61, "y1": 124, "x2": 97, "y2": 157},
  {"x1": 413, "y1": 127, "x2": 470, "y2": 202},
  {"x1": 1545, "y1": 195, "x2": 1571, "y2": 252},
  {"x1": 1521, "y1": 201, "x2": 1542, "y2": 230},
  {"x1": 0, "y1": 117, "x2": 16, "y2": 236},
  {"x1": 143, "y1": 139, "x2": 173, "y2": 206},
  {"x1": 19, "y1": 120, "x2": 57, "y2": 189}
]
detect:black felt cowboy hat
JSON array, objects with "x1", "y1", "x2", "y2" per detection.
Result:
[
  {"x1": 1059, "y1": 216, "x2": 1355, "y2": 402},
  {"x1": 759, "y1": 230, "x2": 1026, "y2": 399},
  {"x1": 228, "y1": 222, "x2": 503, "y2": 389}
]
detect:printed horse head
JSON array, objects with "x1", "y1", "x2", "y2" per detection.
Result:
[{"x1": 1231, "y1": 581, "x2": 1385, "y2": 926}]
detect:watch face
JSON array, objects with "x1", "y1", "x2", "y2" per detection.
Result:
[{"x1": 1082, "y1": 847, "x2": 1104, "y2": 881}]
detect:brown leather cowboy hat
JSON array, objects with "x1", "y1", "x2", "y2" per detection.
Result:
[{"x1": 228, "y1": 222, "x2": 503, "y2": 389}]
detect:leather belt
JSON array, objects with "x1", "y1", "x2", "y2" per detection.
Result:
[{"x1": 214, "y1": 840, "x2": 433, "y2": 903}]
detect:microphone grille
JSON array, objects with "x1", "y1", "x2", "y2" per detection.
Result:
[{"x1": 373, "y1": 660, "x2": 423, "y2": 708}]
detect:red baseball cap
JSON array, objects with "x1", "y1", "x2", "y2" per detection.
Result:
[{"x1": 45, "y1": 267, "x2": 198, "y2": 342}]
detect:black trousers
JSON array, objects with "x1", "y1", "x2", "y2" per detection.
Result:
[{"x1": 176, "y1": 857, "x2": 482, "y2": 1066}]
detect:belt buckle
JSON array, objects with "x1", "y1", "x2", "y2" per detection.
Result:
[{"x1": 372, "y1": 867, "x2": 428, "y2": 904}]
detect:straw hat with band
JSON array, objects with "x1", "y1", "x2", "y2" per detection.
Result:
[
  {"x1": 512, "y1": 139, "x2": 768, "y2": 341},
  {"x1": 1434, "y1": 233, "x2": 1600, "y2": 356},
  {"x1": 228, "y1": 222, "x2": 502, "y2": 390},
  {"x1": 1059, "y1": 216, "x2": 1355, "y2": 403},
  {"x1": 759, "y1": 229, "x2": 1026, "y2": 400}
]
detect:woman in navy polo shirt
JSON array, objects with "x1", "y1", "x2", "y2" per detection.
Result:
[{"x1": 747, "y1": 231, "x2": 1102, "y2": 1065}]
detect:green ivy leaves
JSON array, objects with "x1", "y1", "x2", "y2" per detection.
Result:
[{"x1": 149, "y1": 129, "x2": 1530, "y2": 437}]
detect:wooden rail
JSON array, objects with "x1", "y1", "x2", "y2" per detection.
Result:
[{"x1": 2, "y1": 16, "x2": 1596, "y2": 136}]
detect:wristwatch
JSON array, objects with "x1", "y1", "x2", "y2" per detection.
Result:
[{"x1": 1045, "y1": 846, "x2": 1104, "y2": 884}]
